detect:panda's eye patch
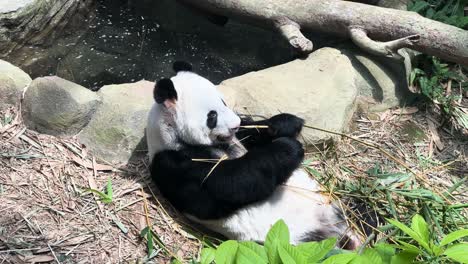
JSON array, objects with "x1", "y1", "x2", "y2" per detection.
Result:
[{"x1": 207, "y1": 110, "x2": 218, "y2": 129}]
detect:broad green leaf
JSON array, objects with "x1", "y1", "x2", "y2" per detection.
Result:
[
  {"x1": 430, "y1": 241, "x2": 443, "y2": 257},
  {"x1": 215, "y1": 240, "x2": 238, "y2": 264},
  {"x1": 440, "y1": 229, "x2": 468, "y2": 247},
  {"x1": 374, "y1": 243, "x2": 395, "y2": 264},
  {"x1": 106, "y1": 178, "x2": 113, "y2": 200},
  {"x1": 265, "y1": 220, "x2": 290, "y2": 264},
  {"x1": 236, "y1": 242, "x2": 268, "y2": 264},
  {"x1": 443, "y1": 243, "x2": 468, "y2": 264},
  {"x1": 239, "y1": 241, "x2": 268, "y2": 260},
  {"x1": 200, "y1": 248, "x2": 216, "y2": 264},
  {"x1": 387, "y1": 218, "x2": 431, "y2": 252},
  {"x1": 296, "y1": 237, "x2": 337, "y2": 262},
  {"x1": 321, "y1": 253, "x2": 357, "y2": 264},
  {"x1": 390, "y1": 251, "x2": 418, "y2": 264},
  {"x1": 394, "y1": 240, "x2": 421, "y2": 254},
  {"x1": 349, "y1": 249, "x2": 382, "y2": 264},
  {"x1": 410, "y1": 214, "x2": 429, "y2": 244},
  {"x1": 278, "y1": 243, "x2": 307, "y2": 264}
]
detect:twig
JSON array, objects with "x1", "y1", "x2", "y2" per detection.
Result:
[
  {"x1": 357, "y1": 233, "x2": 375, "y2": 255},
  {"x1": 239, "y1": 125, "x2": 269, "y2": 129},
  {"x1": 201, "y1": 154, "x2": 228, "y2": 185}
]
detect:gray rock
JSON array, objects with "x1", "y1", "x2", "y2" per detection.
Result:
[
  {"x1": 218, "y1": 47, "x2": 358, "y2": 146},
  {"x1": 78, "y1": 80, "x2": 154, "y2": 164},
  {"x1": 22, "y1": 76, "x2": 100, "y2": 135},
  {"x1": 0, "y1": 59, "x2": 32, "y2": 108},
  {"x1": 339, "y1": 46, "x2": 415, "y2": 112}
]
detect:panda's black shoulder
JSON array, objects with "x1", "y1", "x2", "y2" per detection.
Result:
[{"x1": 173, "y1": 61, "x2": 193, "y2": 73}]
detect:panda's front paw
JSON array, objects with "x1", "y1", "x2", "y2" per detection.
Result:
[
  {"x1": 272, "y1": 137, "x2": 304, "y2": 164},
  {"x1": 267, "y1": 113, "x2": 304, "y2": 138},
  {"x1": 271, "y1": 137, "x2": 304, "y2": 183}
]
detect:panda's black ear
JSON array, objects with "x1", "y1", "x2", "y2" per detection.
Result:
[
  {"x1": 155, "y1": 78, "x2": 177, "y2": 108},
  {"x1": 173, "y1": 61, "x2": 193, "y2": 73}
]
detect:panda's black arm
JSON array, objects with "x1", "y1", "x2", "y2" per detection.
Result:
[
  {"x1": 151, "y1": 137, "x2": 304, "y2": 206},
  {"x1": 236, "y1": 113, "x2": 304, "y2": 149},
  {"x1": 201, "y1": 137, "x2": 304, "y2": 204}
]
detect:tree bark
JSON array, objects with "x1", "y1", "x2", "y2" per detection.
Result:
[{"x1": 179, "y1": 0, "x2": 468, "y2": 66}]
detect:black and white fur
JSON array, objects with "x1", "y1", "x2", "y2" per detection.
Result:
[{"x1": 146, "y1": 61, "x2": 362, "y2": 248}]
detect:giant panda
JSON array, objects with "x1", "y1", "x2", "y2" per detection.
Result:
[{"x1": 146, "y1": 61, "x2": 364, "y2": 249}]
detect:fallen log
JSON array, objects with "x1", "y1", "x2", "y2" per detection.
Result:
[{"x1": 179, "y1": 0, "x2": 468, "y2": 66}]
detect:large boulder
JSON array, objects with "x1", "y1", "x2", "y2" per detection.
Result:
[
  {"x1": 22, "y1": 76, "x2": 100, "y2": 135},
  {"x1": 78, "y1": 80, "x2": 154, "y2": 164},
  {"x1": 218, "y1": 48, "x2": 359, "y2": 145},
  {"x1": 340, "y1": 47, "x2": 415, "y2": 112},
  {"x1": 0, "y1": 60, "x2": 32, "y2": 108}
]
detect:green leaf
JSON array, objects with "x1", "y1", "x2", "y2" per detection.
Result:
[
  {"x1": 147, "y1": 228, "x2": 154, "y2": 256},
  {"x1": 297, "y1": 237, "x2": 337, "y2": 262},
  {"x1": 238, "y1": 241, "x2": 268, "y2": 262},
  {"x1": 410, "y1": 214, "x2": 430, "y2": 244},
  {"x1": 409, "y1": 0, "x2": 429, "y2": 12},
  {"x1": 200, "y1": 248, "x2": 216, "y2": 264},
  {"x1": 363, "y1": 249, "x2": 382, "y2": 263},
  {"x1": 321, "y1": 253, "x2": 357, "y2": 264},
  {"x1": 265, "y1": 220, "x2": 290, "y2": 264},
  {"x1": 278, "y1": 243, "x2": 307, "y2": 264},
  {"x1": 85, "y1": 189, "x2": 109, "y2": 200},
  {"x1": 390, "y1": 251, "x2": 418, "y2": 264},
  {"x1": 106, "y1": 178, "x2": 113, "y2": 200},
  {"x1": 440, "y1": 229, "x2": 468, "y2": 247},
  {"x1": 387, "y1": 218, "x2": 431, "y2": 252},
  {"x1": 374, "y1": 243, "x2": 395, "y2": 264},
  {"x1": 443, "y1": 243, "x2": 468, "y2": 263},
  {"x1": 394, "y1": 240, "x2": 422, "y2": 254},
  {"x1": 140, "y1": 226, "x2": 149, "y2": 237},
  {"x1": 215, "y1": 240, "x2": 238, "y2": 264}
]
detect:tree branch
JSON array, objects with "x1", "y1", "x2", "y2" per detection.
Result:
[
  {"x1": 274, "y1": 17, "x2": 313, "y2": 53},
  {"x1": 349, "y1": 27, "x2": 420, "y2": 59},
  {"x1": 178, "y1": 0, "x2": 468, "y2": 66}
]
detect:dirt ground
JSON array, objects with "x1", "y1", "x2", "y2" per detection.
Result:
[{"x1": 0, "y1": 104, "x2": 466, "y2": 263}]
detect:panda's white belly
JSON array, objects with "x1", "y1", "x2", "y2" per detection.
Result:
[{"x1": 187, "y1": 169, "x2": 344, "y2": 244}]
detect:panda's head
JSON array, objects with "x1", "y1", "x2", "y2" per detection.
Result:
[{"x1": 154, "y1": 61, "x2": 241, "y2": 147}]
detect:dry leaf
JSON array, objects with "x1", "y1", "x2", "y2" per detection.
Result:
[{"x1": 427, "y1": 119, "x2": 444, "y2": 150}]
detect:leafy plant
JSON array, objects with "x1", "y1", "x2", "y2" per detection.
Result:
[
  {"x1": 85, "y1": 178, "x2": 113, "y2": 204},
  {"x1": 192, "y1": 217, "x2": 468, "y2": 264},
  {"x1": 140, "y1": 226, "x2": 160, "y2": 260},
  {"x1": 407, "y1": 0, "x2": 468, "y2": 131},
  {"x1": 408, "y1": 0, "x2": 468, "y2": 29},
  {"x1": 388, "y1": 214, "x2": 468, "y2": 263}
]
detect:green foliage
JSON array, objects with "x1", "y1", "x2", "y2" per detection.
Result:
[
  {"x1": 84, "y1": 178, "x2": 113, "y2": 204},
  {"x1": 408, "y1": 0, "x2": 468, "y2": 28},
  {"x1": 388, "y1": 214, "x2": 468, "y2": 263},
  {"x1": 407, "y1": 0, "x2": 468, "y2": 131},
  {"x1": 194, "y1": 218, "x2": 468, "y2": 264}
]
